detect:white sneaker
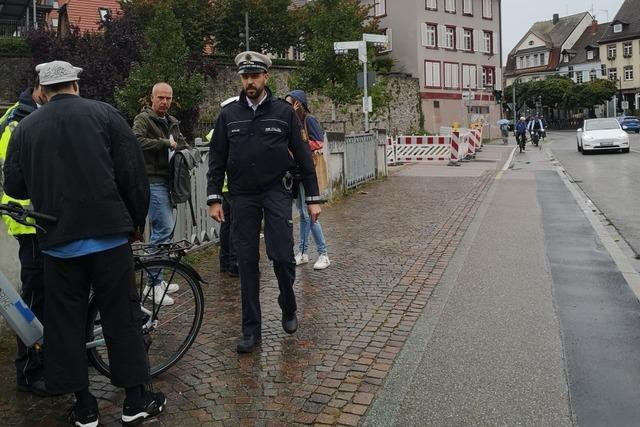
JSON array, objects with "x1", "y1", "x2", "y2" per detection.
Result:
[
  {"x1": 295, "y1": 253, "x2": 309, "y2": 266},
  {"x1": 313, "y1": 254, "x2": 330, "y2": 270},
  {"x1": 143, "y1": 282, "x2": 178, "y2": 306}
]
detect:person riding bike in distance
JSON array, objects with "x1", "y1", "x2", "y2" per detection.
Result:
[
  {"x1": 515, "y1": 117, "x2": 528, "y2": 151},
  {"x1": 527, "y1": 114, "x2": 545, "y2": 146}
]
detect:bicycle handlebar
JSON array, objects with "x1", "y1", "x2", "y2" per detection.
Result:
[{"x1": 0, "y1": 202, "x2": 57, "y2": 227}]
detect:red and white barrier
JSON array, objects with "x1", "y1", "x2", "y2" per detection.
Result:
[
  {"x1": 395, "y1": 135, "x2": 451, "y2": 162},
  {"x1": 448, "y1": 132, "x2": 460, "y2": 166}
]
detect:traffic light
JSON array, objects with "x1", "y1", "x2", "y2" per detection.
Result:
[{"x1": 493, "y1": 89, "x2": 503, "y2": 105}]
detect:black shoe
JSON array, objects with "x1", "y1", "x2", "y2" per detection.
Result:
[
  {"x1": 282, "y1": 314, "x2": 298, "y2": 334},
  {"x1": 68, "y1": 396, "x2": 99, "y2": 427},
  {"x1": 17, "y1": 378, "x2": 57, "y2": 397},
  {"x1": 122, "y1": 391, "x2": 166, "y2": 425},
  {"x1": 228, "y1": 265, "x2": 240, "y2": 278},
  {"x1": 236, "y1": 335, "x2": 261, "y2": 353}
]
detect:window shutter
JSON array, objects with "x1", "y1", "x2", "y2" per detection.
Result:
[
  {"x1": 492, "y1": 32, "x2": 498, "y2": 55},
  {"x1": 438, "y1": 25, "x2": 447, "y2": 47},
  {"x1": 495, "y1": 68, "x2": 502, "y2": 89},
  {"x1": 457, "y1": 28, "x2": 463, "y2": 50},
  {"x1": 462, "y1": 65, "x2": 470, "y2": 88},
  {"x1": 473, "y1": 29, "x2": 479, "y2": 52},
  {"x1": 434, "y1": 63, "x2": 441, "y2": 86},
  {"x1": 421, "y1": 23, "x2": 428, "y2": 46}
]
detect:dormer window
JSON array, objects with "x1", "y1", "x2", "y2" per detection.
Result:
[
  {"x1": 529, "y1": 40, "x2": 534, "y2": 46},
  {"x1": 614, "y1": 23, "x2": 623, "y2": 33},
  {"x1": 587, "y1": 50, "x2": 594, "y2": 60}
]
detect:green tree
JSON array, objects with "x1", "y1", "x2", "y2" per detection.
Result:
[
  {"x1": 116, "y1": 0, "x2": 204, "y2": 139},
  {"x1": 291, "y1": 0, "x2": 379, "y2": 113},
  {"x1": 213, "y1": 0, "x2": 298, "y2": 56}
]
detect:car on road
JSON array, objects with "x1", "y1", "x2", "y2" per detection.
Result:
[
  {"x1": 617, "y1": 116, "x2": 640, "y2": 133},
  {"x1": 577, "y1": 118, "x2": 630, "y2": 154}
]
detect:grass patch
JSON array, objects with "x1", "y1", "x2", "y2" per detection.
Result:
[{"x1": 183, "y1": 245, "x2": 218, "y2": 266}]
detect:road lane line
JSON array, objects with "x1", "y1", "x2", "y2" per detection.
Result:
[{"x1": 496, "y1": 146, "x2": 518, "y2": 180}]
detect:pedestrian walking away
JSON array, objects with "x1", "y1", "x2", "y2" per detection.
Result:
[
  {"x1": 207, "y1": 51, "x2": 322, "y2": 354},
  {"x1": 285, "y1": 90, "x2": 331, "y2": 270},
  {"x1": 3, "y1": 60, "x2": 166, "y2": 426},
  {"x1": 0, "y1": 77, "x2": 50, "y2": 397},
  {"x1": 133, "y1": 82, "x2": 187, "y2": 306}
]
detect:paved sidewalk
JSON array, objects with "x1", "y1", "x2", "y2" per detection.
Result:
[{"x1": 0, "y1": 146, "x2": 512, "y2": 426}]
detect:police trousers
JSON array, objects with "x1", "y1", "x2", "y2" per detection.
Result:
[
  {"x1": 43, "y1": 243, "x2": 150, "y2": 393},
  {"x1": 231, "y1": 184, "x2": 297, "y2": 338},
  {"x1": 15, "y1": 235, "x2": 45, "y2": 385}
]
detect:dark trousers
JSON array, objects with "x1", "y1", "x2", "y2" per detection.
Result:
[
  {"x1": 219, "y1": 195, "x2": 237, "y2": 270},
  {"x1": 15, "y1": 235, "x2": 45, "y2": 385},
  {"x1": 231, "y1": 184, "x2": 297, "y2": 338},
  {"x1": 43, "y1": 243, "x2": 150, "y2": 393}
]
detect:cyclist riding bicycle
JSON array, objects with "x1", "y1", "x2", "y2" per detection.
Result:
[
  {"x1": 527, "y1": 114, "x2": 545, "y2": 140},
  {"x1": 515, "y1": 116, "x2": 528, "y2": 150}
]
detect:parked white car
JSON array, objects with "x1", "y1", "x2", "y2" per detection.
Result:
[{"x1": 577, "y1": 118, "x2": 630, "y2": 154}]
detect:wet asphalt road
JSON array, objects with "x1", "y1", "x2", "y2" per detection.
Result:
[{"x1": 547, "y1": 131, "x2": 640, "y2": 256}]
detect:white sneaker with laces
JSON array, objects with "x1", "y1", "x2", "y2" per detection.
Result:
[
  {"x1": 143, "y1": 281, "x2": 178, "y2": 306},
  {"x1": 295, "y1": 253, "x2": 309, "y2": 266},
  {"x1": 313, "y1": 254, "x2": 330, "y2": 270}
]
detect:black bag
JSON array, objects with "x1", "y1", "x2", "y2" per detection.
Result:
[{"x1": 169, "y1": 147, "x2": 202, "y2": 221}]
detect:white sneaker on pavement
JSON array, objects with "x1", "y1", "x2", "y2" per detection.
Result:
[
  {"x1": 313, "y1": 254, "x2": 330, "y2": 270},
  {"x1": 295, "y1": 253, "x2": 309, "y2": 266},
  {"x1": 143, "y1": 281, "x2": 178, "y2": 306}
]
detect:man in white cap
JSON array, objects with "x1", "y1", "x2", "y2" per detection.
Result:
[
  {"x1": 207, "y1": 51, "x2": 322, "y2": 353},
  {"x1": 3, "y1": 60, "x2": 166, "y2": 426}
]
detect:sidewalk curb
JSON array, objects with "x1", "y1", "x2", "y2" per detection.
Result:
[
  {"x1": 363, "y1": 172, "x2": 499, "y2": 426},
  {"x1": 549, "y1": 155, "x2": 640, "y2": 301}
]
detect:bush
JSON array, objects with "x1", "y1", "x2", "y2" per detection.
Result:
[{"x1": 0, "y1": 37, "x2": 29, "y2": 57}]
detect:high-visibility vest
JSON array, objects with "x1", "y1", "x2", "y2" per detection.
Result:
[
  {"x1": 0, "y1": 102, "x2": 36, "y2": 236},
  {"x1": 206, "y1": 129, "x2": 229, "y2": 194}
]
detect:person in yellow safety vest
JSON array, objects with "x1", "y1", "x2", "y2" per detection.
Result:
[
  {"x1": 0, "y1": 78, "x2": 52, "y2": 396},
  {"x1": 206, "y1": 128, "x2": 238, "y2": 277}
]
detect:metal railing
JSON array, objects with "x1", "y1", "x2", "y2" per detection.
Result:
[
  {"x1": 0, "y1": 20, "x2": 25, "y2": 38},
  {"x1": 344, "y1": 133, "x2": 378, "y2": 189}
]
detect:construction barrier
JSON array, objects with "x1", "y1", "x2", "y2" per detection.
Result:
[{"x1": 385, "y1": 127, "x2": 483, "y2": 167}]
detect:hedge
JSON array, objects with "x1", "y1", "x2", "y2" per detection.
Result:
[{"x1": 0, "y1": 37, "x2": 30, "y2": 57}]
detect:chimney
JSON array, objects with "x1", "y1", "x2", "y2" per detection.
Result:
[
  {"x1": 553, "y1": 13, "x2": 560, "y2": 24},
  {"x1": 591, "y1": 19, "x2": 598, "y2": 34}
]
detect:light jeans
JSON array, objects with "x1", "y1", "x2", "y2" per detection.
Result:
[
  {"x1": 148, "y1": 182, "x2": 174, "y2": 285},
  {"x1": 296, "y1": 184, "x2": 327, "y2": 255}
]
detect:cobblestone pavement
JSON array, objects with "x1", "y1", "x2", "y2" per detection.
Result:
[{"x1": 1, "y1": 163, "x2": 496, "y2": 426}]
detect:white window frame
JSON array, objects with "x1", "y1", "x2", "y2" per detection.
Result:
[
  {"x1": 98, "y1": 7, "x2": 110, "y2": 22},
  {"x1": 540, "y1": 52, "x2": 546, "y2": 65},
  {"x1": 624, "y1": 42, "x2": 632, "y2": 57},
  {"x1": 445, "y1": 0, "x2": 456, "y2": 13},
  {"x1": 614, "y1": 23, "x2": 623, "y2": 33},
  {"x1": 425, "y1": 60, "x2": 441, "y2": 88},
  {"x1": 444, "y1": 62, "x2": 460, "y2": 89},
  {"x1": 586, "y1": 50, "x2": 594, "y2": 60},
  {"x1": 624, "y1": 65, "x2": 634, "y2": 81},
  {"x1": 463, "y1": 0, "x2": 473, "y2": 14},
  {"x1": 463, "y1": 29, "x2": 473, "y2": 51},
  {"x1": 381, "y1": 28, "x2": 393, "y2": 52},
  {"x1": 482, "y1": 0, "x2": 492, "y2": 19},
  {"x1": 608, "y1": 44, "x2": 617, "y2": 59},
  {"x1": 444, "y1": 26, "x2": 455, "y2": 49},
  {"x1": 589, "y1": 69, "x2": 597, "y2": 81},
  {"x1": 576, "y1": 71, "x2": 584, "y2": 84},
  {"x1": 422, "y1": 23, "x2": 437, "y2": 48},
  {"x1": 462, "y1": 64, "x2": 477, "y2": 89},
  {"x1": 482, "y1": 66, "x2": 495, "y2": 87},
  {"x1": 481, "y1": 31, "x2": 492, "y2": 54},
  {"x1": 425, "y1": 0, "x2": 437, "y2": 10},
  {"x1": 373, "y1": 0, "x2": 386, "y2": 17},
  {"x1": 609, "y1": 67, "x2": 618, "y2": 81}
]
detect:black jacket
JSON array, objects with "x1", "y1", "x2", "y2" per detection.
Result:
[
  {"x1": 206, "y1": 88, "x2": 320, "y2": 204},
  {"x1": 3, "y1": 94, "x2": 149, "y2": 249}
]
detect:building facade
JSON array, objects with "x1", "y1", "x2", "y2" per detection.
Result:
[
  {"x1": 598, "y1": 0, "x2": 640, "y2": 114},
  {"x1": 367, "y1": 0, "x2": 503, "y2": 134},
  {"x1": 46, "y1": 0, "x2": 121, "y2": 33},
  {"x1": 504, "y1": 12, "x2": 593, "y2": 86}
]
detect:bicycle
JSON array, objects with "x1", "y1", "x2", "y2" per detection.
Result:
[
  {"x1": 516, "y1": 132, "x2": 527, "y2": 153},
  {"x1": 0, "y1": 202, "x2": 205, "y2": 378}
]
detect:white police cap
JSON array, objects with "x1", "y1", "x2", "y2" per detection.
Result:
[{"x1": 234, "y1": 51, "x2": 272, "y2": 74}]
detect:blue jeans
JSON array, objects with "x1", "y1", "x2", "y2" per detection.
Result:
[
  {"x1": 296, "y1": 184, "x2": 327, "y2": 255},
  {"x1": 148, "y1": 183, "x2": 174, "y2": 285}
]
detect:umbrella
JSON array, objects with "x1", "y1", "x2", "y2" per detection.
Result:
[{"x1": 497, "y1": 119, "x2": 510, "y2": 125}]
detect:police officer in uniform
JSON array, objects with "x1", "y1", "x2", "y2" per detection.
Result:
[{"x1": 207, "y1": 51, "x2": 321, "y2": 353}]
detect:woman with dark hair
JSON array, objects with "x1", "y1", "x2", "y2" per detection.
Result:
[{"x1": 285, "y1": 90, "x2": 331, "y2": 270}]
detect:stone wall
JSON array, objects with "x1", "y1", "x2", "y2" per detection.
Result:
[{"x1": 199, "y1": 65, "x2": 422, "y2": 136}]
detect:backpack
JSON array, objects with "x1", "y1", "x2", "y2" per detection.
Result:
[{"x1": 169, "y1": 146, "x2": 202, "y2": 221}]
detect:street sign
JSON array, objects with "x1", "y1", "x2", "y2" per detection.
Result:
[
  {"x1": 362, "y1": 96, "x2": 372, "y2": 113},
  {"x1": 357, "y1": 72, "x2": 376, "y2": 88},
  {"x1": 622, "y1": 101, "x2": 629, "y2": 110},
  {"x1": 462, "y1": 91, "x2": 473, "y2": 101}
]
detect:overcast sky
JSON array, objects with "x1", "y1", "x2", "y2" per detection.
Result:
[{"x1": 501, "y1": 0, "x2": 626, "y2": 63}]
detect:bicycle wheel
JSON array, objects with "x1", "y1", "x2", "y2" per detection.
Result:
[{"x1": 87, "y1": 260, "x2": 204, "y2": 378}]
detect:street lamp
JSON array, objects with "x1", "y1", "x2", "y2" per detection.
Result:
[{"x1": 334, "y1": 33, "x2": 388, "y2": 132}]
